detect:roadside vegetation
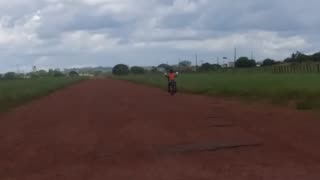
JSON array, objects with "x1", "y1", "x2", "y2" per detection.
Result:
[
  {"x1": 112, "y1": 51, "x2": 320, "y2": 110},
  {"x1": 0, "y1": 70, "x2": 84, "y2": 112}
]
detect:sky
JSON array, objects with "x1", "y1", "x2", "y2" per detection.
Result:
[{"x1": 0, "y1": 0, "x2": 319, "y2": 72}]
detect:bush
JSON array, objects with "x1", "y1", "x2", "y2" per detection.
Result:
[
  {"x1": 3, "y1": 72, "x2": 17, "y2": 80},
  {"x1": 199, "y1": 63, "x2": 222, "y2": 71},
  {"x1": 262, "y1": 59, "x2": 277, "y2": 66},
  {"x1": 69, "y1": 71, "x2": 79, "y2": 77},
  {"x1": 131, "y1": 66, "x2": 145, "y2": 74},
  {"x1": 112, "y1": 64, "x2": 129, "y2": 75},
  {"x1": 157, "y1": 64, "x2": 172, "y2": 72},
  {"x1": 235, "y1": 57, "x2": 256, "y2": 68},
  {"x1": 28, "y1": 70, "x2": 49, "y2": 78},
  {"x1": 53, "y1": 70, "x2": 65, "y2": 77}
]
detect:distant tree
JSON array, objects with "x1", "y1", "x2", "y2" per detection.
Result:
[
  {"x1": 0, "y1": 74, "x2": 3, "y2": 79},
  {"x1": 178, "y1": 61, "x2": 193, "y2": 72},
  {"x1": 235, "y1": 57, "x2": 256, "y2": 67},
  {"x1": 3, "y1": 72, "x2": 17, "y2": 80},
  {"x1": 157, "y1": 64, "x2": 171, "y2": 71},
  {"x1": 312, "y1": 52, "x2": 320, "y2": 62},
  {"x1": 93, "y1": 71, "x2": 103, "y2": 76},
  {"x1": 151, "y1": 66, "x2": 158, "y2": 73},
  {"x1": 38, "y1": 70, "x2": 48, "y2": 77},
  {"x1": 179, "y1": 61, "x2": 192, "y2": 67},
  {"x1": 53, "y1": 70, "x2": 65, "y2": 77},
  {"x1": 296, "y1": 53, "x2": 312, "y2": 63},
  {"x1": 199, "y1": 63, "x2": 211, "y2": 71},
  {"x1": 112, "y1": 64, "x2": 129, "y2": 75},
  {"x1": 262, "y1": 59, "x2": 277, "y2": 66},
  {"x1": 69, "y1": 71, "x2": 79, "y2": 77},
  {"x1": 199, "y1": 63, "x2": 221, "y2": 71},
  {"x1": 130, "y1": 66, "x2": 145, "y2": 74},
  {"x1": 284, "y1": 51, "x2": 313, "y2": 63},
  {"x1": 48, "y1": 69, "x2": 55, "y2": 76}
]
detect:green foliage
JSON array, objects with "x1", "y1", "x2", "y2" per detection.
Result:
[
  {"x1": 262, "y1": 59, "x2": 277, "y2": 66},
  {"x1": 151, "y1": 66, "x2": 158, "y2": 73},
  {"x1": 235, "y1": 57, "x2": 256, "y2": 68},
  {"x1": 53, "y1": 70, "x2": 65, "y2": 77},
  {"x1": 93, "y1": 71, "x2": 103, "y2": 76},
  {"x1": 179, "y1": 61, "x2": 192, "y2": 67},
  {"x1": 157, "y1": 64, "x2": 172, "y2": 71},
  {"x1": 130, "y1": 66, "x2": 145, "y2": 74},
  {"x1": 116, "y1": 72, "x2": 320, "y2": 110},
  {"x1": 69, "y1": 71, "x2": 79, "y2": 77},
  {"x1": 284, "y1": 51, "x2": 320, "y2": 63},
  {"x1": 28, "y1": 70, "x2": 49, "y2": 78},
  {"x1": 199, "y1": 63, "x2": 222, "y2": 71},
  {"x1": 112, "y1": 64, "x2": 130, "y2": 75},
  {"x1": 3, "y1": 72, "x2": 18, "y2": 80}
]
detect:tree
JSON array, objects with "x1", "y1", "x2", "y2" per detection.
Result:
[
  {"x1": 93, "y1": 71, "x2": 103, "y2": 76},
  {"x1": 312, "y1": 52, "x2": 320, "y2": 62},
  {"x1": 151, "y1": 66, "x2": 158, "y2": 73},
  {"x1": 235, "y1": 57, "x2": 256, "y2": 68},
  {"x1": 112, "y1": 64, "x2": 129, "y2": 75},
  {"x1": 69, "y1": 71, "x2": 79, "y2": 77},
  {"x1": 262, "y1": 59, "x2": 277, "y2": 66},
  {"x1": 0, "y1": 74, "x2": 3, "y2": 79},
  {"x1": 179, "y1": 61, "x2": 192, "y2": 67},
  {"x1": 199, "y1": 63, "x2": 221, "y2": 71},
  {"x1": 38, "y1": 70, "x2": 48, "y2": 77},
  {"x1": 178, "y1": 61, "x2": 192, "y2": 72},
  {"x1": 53, "y1": 70, "x2": 65, "y2": 77},
  {"x1": 130, "y1": 66, "x2": 145, "y2": 74},
  {"x1": 3, "y1": 72, "x2": 17, "y2": 80},
  {"x1": 157, "y1": 64, "x2": 171, "y2": 71},
  {"x1": 48, "y1": 69, "x2": 55, "y2": 76}
]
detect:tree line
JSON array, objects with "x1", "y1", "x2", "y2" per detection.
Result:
[{"x1": 0, "y1": 69, "x2": 80, "y2": 80}]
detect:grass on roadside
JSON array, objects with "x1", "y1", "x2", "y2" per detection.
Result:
[
  {"x1": 0, "y1": 77, "x2": 84, "y2": 112},
  {"x1": 115, "y1": 72, "x2": 320, "y2": 110}
]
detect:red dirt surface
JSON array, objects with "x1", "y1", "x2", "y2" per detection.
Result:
[{"x1": 0, "y1": 79, "x2": 320, "y2": 180}]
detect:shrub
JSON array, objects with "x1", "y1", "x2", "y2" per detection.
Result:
[
  {"x1": 112, "y1": 64, "x2": 129, "y2": 75},
  {"x1": 235, "y1": 57, "x2": 256, "y2": 67},
  {"x1": 69, "y1": 71, "x2": 79, "y2": 77},
  {"x1": 3, "y1": 72, "x2": 17, "y2": 80},
  {"x1": 131, "y1": 66, "x2": 145, "y2": 74}
]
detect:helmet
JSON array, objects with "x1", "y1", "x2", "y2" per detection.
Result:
[{"x1": 169, "y1": 69, "x2": 174, "y2": 73}]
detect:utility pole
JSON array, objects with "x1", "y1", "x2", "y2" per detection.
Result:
[
  {"x1": 234, "y1": 48, "x2": 237, "y2": 63},
  {"x1": 251, "y1": 51, "x2": 254, "y2": 60},
  {"x1": 195, "y1": 53, "x2": 198, "y2": 71}
]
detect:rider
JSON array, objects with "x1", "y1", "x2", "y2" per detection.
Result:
[{"x1": 165, "y1": 69, "x2": 178, "y2": 92}]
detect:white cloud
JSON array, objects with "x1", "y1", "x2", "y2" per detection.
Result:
[
  {"x1": 0, "y1": 0, "x2": 319, "y2": 72},
  {"x1": 60, "y1": 31, "x2": 121, "y2": 53}
]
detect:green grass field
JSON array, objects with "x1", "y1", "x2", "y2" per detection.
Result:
[
  {"x1": 117, "y1": 72, "x2": 320, "y2": 110},
  {"x1": 0, "y1": 77, "x2": 83, "y2": 112}
]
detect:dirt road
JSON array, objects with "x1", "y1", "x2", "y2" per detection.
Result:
[{"x1": 0, "y1": 79, "x2": 320, "y2": 179}]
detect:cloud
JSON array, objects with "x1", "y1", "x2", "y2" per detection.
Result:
[{"x1": 0, "y1": 0, "x2": 319, "y2": 72}]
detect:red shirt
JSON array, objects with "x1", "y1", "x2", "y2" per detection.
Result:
[{"x1": 167, "y1": 73, "x2": 176, "y2": 81}]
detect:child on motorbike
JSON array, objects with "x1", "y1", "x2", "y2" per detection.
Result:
[{"x1": 164, "y1": 69, "x2": 178, "y2": 92}]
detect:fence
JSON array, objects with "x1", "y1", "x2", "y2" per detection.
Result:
[
  {"x1": 210, "y1": 63, "x2": 320, "y2": 73},
  {"x1": 271, "y1": 63, "x2": 320, "y2": 73}
]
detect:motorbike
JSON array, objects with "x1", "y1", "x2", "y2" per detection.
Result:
[
  {"x1": 165, "y1": 72, "x2": 179, "y2": 96},
  {"x1": 168, "y1": 80, "x2": 177, "y2": 96}
]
